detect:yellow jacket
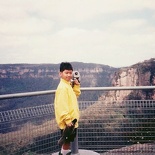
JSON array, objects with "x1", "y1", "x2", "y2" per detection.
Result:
[{"x1": 54, "y1": 79, "x2": 81, "y2": 129}]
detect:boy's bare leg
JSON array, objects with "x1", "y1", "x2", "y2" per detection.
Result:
[
  {"x1": 62, "y1": 143, "x2": 70, "y2": 150},
  {"x1": 60, "y1": 143, "x2": 71, "y2": 155}
]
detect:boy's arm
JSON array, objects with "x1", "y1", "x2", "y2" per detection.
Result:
[{"x1": 72, "y1": 80, "x2": 81, "y2": 97}]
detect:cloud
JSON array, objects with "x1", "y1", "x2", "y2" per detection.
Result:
[
  {"x1": 0, "y1": 18, "x2": 54, "y2": 35},
  {"x1": 0, "y1": 0, "x2": 155, "y2": 67}
]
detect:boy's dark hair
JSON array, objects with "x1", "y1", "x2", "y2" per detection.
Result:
[{"x1": 60, "y1": 62, "x2": 73, "y2": 72}]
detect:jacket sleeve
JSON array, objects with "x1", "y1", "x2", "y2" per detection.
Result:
[
  {"x1": 73, "y1": 84, "x2": 81, "y2": 97},
  {"x1": 55, "y1": 88, "x2": 72, "y2": 126}
]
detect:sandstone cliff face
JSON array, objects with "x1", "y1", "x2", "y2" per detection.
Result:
[
  {"x1": 0, "y1": 63, "x2": 117, "y2": 89},
  {"x1": 0, "y1": 62, "x2": 117, "y2": 110},
  {"x1": 100, "y1": 58, "x2": 155, "y2": 101},
  {"x1": 0, "y1": 64, "x2": 59, "y2": 79},
  {"x1": 1, "y1": 59, "x2": 155, "y2": 100}
]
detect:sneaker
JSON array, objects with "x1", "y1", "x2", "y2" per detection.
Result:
[{"x1": 58, "y1": 151, "x2": 71, "y2": 155}]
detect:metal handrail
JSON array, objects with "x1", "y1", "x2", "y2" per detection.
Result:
[
  {"x1": 0, "y1": 86, "x2": 155, "y2": 100},
  {"x1": 0, "y1": 90, "x2": 55, "y2": 100},
  {"x1": 81, "y1": 86, "x2": 155, "y2": 91}
]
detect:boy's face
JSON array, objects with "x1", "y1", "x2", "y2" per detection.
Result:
[{"x1": 59, "y1": 69, "x2": 73, "y2": 82}]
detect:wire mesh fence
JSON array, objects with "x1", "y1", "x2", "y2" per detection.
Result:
[
  {"x1": 0, "y1": 89, "x2": 155, "y2": 155},
  {"x1": 78, "y1": 100, "x2": 155, "y2": 154},
  {"x1": 0, "y1": 106, "x2": 59, "y2": 155},
  {"x1": 0, "y1": 104, "x2": 54, "y2": 123}
]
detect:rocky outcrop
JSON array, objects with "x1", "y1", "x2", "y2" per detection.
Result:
[{"x1": 100, "y1": 58, "x2": 155, "y2": 101}]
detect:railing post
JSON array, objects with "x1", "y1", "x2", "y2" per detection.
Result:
[{"x1": 71, "y1": 129, "x2": 80, "y2": 155}]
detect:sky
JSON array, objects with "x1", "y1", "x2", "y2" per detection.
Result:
[{"x1": 0, "y1": 0, "x2": 155, "y2": 67}]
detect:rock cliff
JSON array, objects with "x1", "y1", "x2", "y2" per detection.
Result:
[
  {"x1": 0, "y1": 62, "x2": 117, "y2": 93},
  {"x1": 100, "y1": 58, "x2": 155, "y2": 101},
  {"x1": 0, "y1": 62, "x2": 117, "y2": 110}
]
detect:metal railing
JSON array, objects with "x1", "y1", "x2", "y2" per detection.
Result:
[{"x1": 0, "y1": 86, "x2": 155, "y2": 155}]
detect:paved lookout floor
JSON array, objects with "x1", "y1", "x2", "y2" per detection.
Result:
[{"x1": 52, "y1": 149, "x2": 100, "y2": 155}]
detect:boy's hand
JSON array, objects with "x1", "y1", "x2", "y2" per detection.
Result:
[
  {"x1": 73, "y1": 79, "x2": 80, "y2": 85},
  {"x1": 67, "y1": 122, "x2": 73, "y2": 127},
  {"x1": 67, "y1": 119, "x2": 77, "y2": 127}
]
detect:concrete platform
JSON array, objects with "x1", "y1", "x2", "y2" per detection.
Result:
[{"x1": 52, "y1": 149, "x2": 100, "y2": 155}]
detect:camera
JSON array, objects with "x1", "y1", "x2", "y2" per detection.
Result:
[
  {"x1": 71, "y1": 71, "x2": 81, "y2": 87},
  {"x1": 72, "y1": 71, "x2": 81, "y2": 82}
]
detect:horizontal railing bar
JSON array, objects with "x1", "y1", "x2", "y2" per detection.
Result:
[
  {"x1": 0, "y1": 90, "x2": 55, "y2": 100},
  {"x1": 0, "y1": 86, "x2": 155, "y2": 100},
  {"x1": 80, "y1": 86, "x2": 155, "y2": 91}
]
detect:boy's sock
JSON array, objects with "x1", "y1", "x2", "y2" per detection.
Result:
[{"x1": 61, "y1": 148, "x2": 71, "y2": 155}]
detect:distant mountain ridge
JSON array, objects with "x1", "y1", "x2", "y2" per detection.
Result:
[
  {"x1": 0, "y1": 59, "x2": 155, "y2": 111},
  {"x1": 0, "y1": 62, "x2": 118, "y2": 93},
  {"x1": 0, "y1": 62, "x2": 117, "y2": 79},
  {"x1": 0, "y1": 62, "x2": 117, "y2": 111}
]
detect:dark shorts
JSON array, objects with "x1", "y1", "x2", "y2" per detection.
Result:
[{"x1": 60, "y1": 128, "x2": 77, "y2": 143}]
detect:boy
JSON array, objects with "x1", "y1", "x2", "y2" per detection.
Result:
[{"x1": 54, "y1": 62, "x2": 81, "y2": 155}]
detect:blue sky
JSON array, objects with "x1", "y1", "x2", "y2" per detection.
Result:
[{"x1": 0, "y1": 0, "x2": 155, "y2": 67}]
